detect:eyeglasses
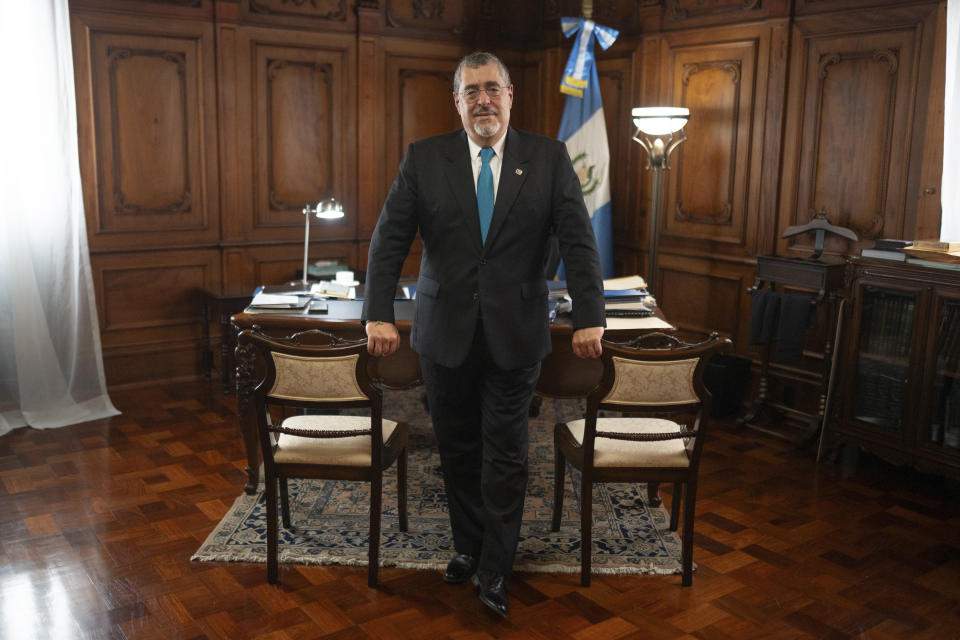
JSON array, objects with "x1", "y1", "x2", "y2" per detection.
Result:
[{"x1": 459, "y1": 85, "x2": 508, "y2": 103}]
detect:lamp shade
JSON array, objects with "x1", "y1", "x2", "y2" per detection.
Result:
[
  {"x1": 314, "y1": 198, "x2": 345, "y2": 219},
  {"x1": 631, "y1": 107, "x2": 689, "y2": 136}
]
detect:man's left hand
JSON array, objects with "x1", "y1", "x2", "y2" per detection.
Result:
[{"x1": 572, "y1": 326, "x2": 604, "y2": 359}]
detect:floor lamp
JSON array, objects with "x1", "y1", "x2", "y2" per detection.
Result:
[
  {"x1": 301, "y1": 198, "x2": 345, "y2": 288},
  {"x1": 631, "y1": 106, "x2": 689, "y2": 295}
]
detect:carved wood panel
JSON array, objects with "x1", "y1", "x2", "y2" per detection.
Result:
[
  {"x1": 240, "y1": 0, "x2": 356, "y2": 31},
  {"x1": 374, "y1": 48, "x2": 463, "y2": 222},
  {"x1": 228, "y1": 28, "x2": 356, "y2": 243},
  {"x1": 793, "y1": 0, "x2": 910, "y2": 16},
  {"x1": 92, "y1": 250, "x2": 220, "y2": 342},
  {"x1": 90, "y1": 248, "x2": 220, "y2": 387},
  {"x1": 780, "y1": 15, "x2": 925, "y2": 258},
  {"x1": 657, "y1": 257, "x2": 748, "y2": 342},
  {"x1": 260, "y1": 56, "x2": 334, "y2": 217},
  {"x1": 73, "y1": 13, "x2": 219, "y2": 251},
  {"x1": 659, "y1": 33, "x2": 767, "y2": 253},
  {"x1": 103, "y1": 342, "x2": 203, "y2": 389},
  {"x1": 385, "y1": 0, "x2": 466, "y2": 34},
  {"x1": 395, "y1": 66, "x2": 461, "y2": 171},
  {"x1": 663, "y1": 0, "x2": 788, "y2": 28},
  {"x1": 69, "y1": 0, "x2": 211, "y2": 18}
]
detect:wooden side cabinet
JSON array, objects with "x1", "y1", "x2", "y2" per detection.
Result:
[{"x1": 830, "y1": 258, "x2": 960, "y2": 476}]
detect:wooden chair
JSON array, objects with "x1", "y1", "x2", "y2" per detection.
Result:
[
  {"x1": 238, "y1": 327, "x2": 410, "y2": 587},
  {"x1": 551, "y1": 332, "x2": 732, "y2": 586}
]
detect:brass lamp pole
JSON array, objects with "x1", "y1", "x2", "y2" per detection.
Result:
[{"x1": 631, "y1": 107, "x2": 689, "y2": 295}]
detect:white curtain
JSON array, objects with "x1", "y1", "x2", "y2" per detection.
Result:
[
  {"x1": 0, "y1": 0, "x2": 119, "y2": 434},
  {"x1": 943, "y1": 0, "x2": 960, "y2": 241}
]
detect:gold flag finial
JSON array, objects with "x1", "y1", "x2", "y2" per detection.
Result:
[{"x1": 582, "y1": 0, "x2": 593, "y2": 19}]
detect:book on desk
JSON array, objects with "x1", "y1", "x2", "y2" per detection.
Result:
[{"x1": 547, "y1": 275, "x2": 664, "y2": 326}]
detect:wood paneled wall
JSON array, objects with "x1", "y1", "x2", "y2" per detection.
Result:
[{"x1": 67, "y1": 0, "x2": 944, "y2": 388}]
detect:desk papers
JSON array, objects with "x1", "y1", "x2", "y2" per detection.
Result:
[
  {"x1": 249, "y1": 293, "x2": 307, "y2": 309},
  {"x1": 603, "y1": 275, "x2": 647, "y2": 290},
  {"x1": 605, "y1": 315, "x2": 672, "y2": 330}
]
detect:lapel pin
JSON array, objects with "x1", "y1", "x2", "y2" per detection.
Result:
[{"x1": 515, "y1": 168, "x2": 523, "y2": 176}]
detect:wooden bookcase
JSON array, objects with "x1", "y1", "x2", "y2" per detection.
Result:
[{"x1": 829, "y1": 258, "x2": 960, "y2": 476}]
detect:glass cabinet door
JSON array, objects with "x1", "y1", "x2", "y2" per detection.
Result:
[
  {"x1": 851, "y1": 286, "x2": 916, "y2": 434},
  {"x1": 928, "y1": 300, "x2": 960, "y2": 452}
]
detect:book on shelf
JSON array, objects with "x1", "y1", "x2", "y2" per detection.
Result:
[
  {"x1": 910, "y1": 239, "x2": 960, "y2": 252},
  {"x1": 873, "y1": 238, "x2": 912, "y2": 251},
  {"x1": 861, "y1": 248, "x2": 907, "y2": 261}
]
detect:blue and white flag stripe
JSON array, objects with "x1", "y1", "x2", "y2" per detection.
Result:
[{"x1": 558, "y1": 17, "x2": 618, "y2": 279}]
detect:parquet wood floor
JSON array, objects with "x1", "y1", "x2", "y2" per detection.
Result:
[{"x1": 1, "y1": 382, "x2": 958, "y2": 639}]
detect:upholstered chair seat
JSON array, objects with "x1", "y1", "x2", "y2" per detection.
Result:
[
  {"x1": 274, "y1": 415, "x2": 401, "y2": 466},
  {"x1": 561, "y1": 417, "x2": 689, "y2": 468}
]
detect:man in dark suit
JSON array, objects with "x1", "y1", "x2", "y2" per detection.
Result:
[{"x1": 362, "y1": 51, "x2": 605, "y2": 618}]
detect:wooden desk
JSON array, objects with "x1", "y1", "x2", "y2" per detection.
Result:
[{"x1": 232, "y1": 300, "x2": 671, "y2": 494}]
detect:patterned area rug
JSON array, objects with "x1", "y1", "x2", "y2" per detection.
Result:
[{"x1": 192, "y1": 390, "x2": 683, "y2": 576}]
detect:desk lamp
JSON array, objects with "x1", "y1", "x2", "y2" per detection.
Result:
[
  {"x1": 301, "y1": 198, "x2": 345, "y2": 288},
  {"x1": 631, "y1": 106, "x2": 689, "y2": 294}
]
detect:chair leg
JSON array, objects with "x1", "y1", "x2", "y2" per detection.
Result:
[
  {"x1": 680, "y1": 480, "x2": 698, "y2": 586},
  {"x1": 669, "y1": 481, "x2": 682, "y2": 531},
  {"x1": 398, "y1": 446, "x2": 409, "y2": 533},
  {"x1": 551, "y1": 429, "x2": 565, "y2": 532},
  {"x1": 266, "y1": 474, "x2": 279, "y2": 584},
  {"x1": 647, "y1": 482, "x2": 662, "y2": 507},
  {"x1": 279, "y1": 476, "x2": 291, "y2": 529},
  {"x1": 368, "y1": 475, "x2": 382, "y2": 588},
  {"x1": 580, "y1": 474, "x2": 593, "y2": 587}
]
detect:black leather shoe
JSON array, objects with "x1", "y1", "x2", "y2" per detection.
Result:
[
  {"x1": 472, "y1": 572, "x2": 509, "y2": 618},
  {"x1": 443, "y1": 553, "x2": 479, "y2": 584}
]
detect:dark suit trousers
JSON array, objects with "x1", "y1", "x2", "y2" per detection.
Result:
[{"x1": 419, "y1": 318, "x2": 541, "y2": 578}]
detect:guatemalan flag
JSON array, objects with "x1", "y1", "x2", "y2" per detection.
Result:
[{"x1": 558, "y1": 17, "x2": 618, "y2": 279}]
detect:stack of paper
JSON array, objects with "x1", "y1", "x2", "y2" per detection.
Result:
[
  {"x1": 311, "y1": 281, "x2": 357, "y2": 299},
  {"x1": 603, "y1": 275, "x2": 646, "y2": 290},
  {"x1": 249, "y1": 293, "x2": 309, "y2": 310}
]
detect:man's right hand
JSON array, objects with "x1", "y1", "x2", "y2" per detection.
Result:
[{"x1": 365, "y1": 320, "x2": 400, "y2": 357}]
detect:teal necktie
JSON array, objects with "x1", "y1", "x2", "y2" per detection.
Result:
[{"x1": 477, "y1": 147, "x2": 494, "y2": 244}]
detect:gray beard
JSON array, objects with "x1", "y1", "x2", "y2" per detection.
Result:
[{"x1": 473, "y1": 120, "x2": 501, "y2": 139}]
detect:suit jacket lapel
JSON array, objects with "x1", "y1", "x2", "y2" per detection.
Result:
[
  {"x1": 442, "y1": 131, "x2": 483, "y2": 253},
  {"x1": 483, "y1": 127, "x2": 528, "y2": 252}
]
